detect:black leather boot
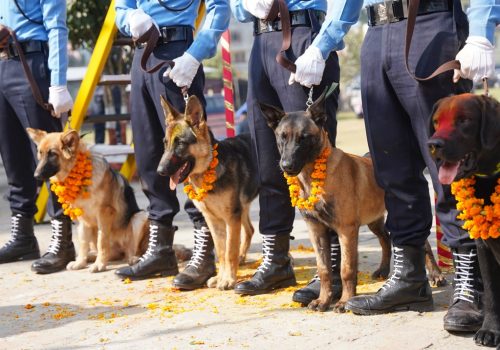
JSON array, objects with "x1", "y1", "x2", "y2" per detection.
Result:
[
  {"x1": 234, "y1": 233, "x2": 296, "y2": 295},
  {"x1": 345, "y1": 244, "x2": 434, "y2": 315},
  {"x1": 292, "y1": 237, "x2": 342, "y2": 305},
  {"x1": 443, "y1": 247, "x2": 483, "y2": 332},
  {"x1": 115, "y1": 221, "x2": 178, "y2": 280},
  {"x1": 31, "y1": 217, "x2": 75, "y2": 274},
  {"x1": 173, "y1": 226, "x2": 216, "y2": 290},
  {"x1": 0, "y1": 214, "x2": 40, "y2": 263}
]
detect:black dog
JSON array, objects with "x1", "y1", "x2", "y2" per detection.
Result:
[{"x1": 428, "y1": 93, "x2": 500, "y2": 347}]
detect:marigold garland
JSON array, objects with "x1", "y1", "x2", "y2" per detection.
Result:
[
  {"x1": 451, "y1": 176, "x2": 500, "y2": 240},
  {"x1": 50, "y1": 151, "x2": 92, "y2": 220},
  {"x1": 284, "y1": 147, "x2": 331, "y2": 210},
  {"x1": 183, "y1": 144, "x2": 219, "y2": 201}
]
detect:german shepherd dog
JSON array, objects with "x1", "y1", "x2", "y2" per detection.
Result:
[
  {"x1": 428, "y1": 93, "x2": 500, "y2": 347},
  {"x1": 157, "y1": 95, "x2": 258, "y2": 290},
  {"x1": 261, "y1": 90, "x2": 446, "y2": 312},
  {"x1": 27, "y1": 128, "x2": 150, "y2": 273}
]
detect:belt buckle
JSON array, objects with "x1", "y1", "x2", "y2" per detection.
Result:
[{"x1": 377, "y1": 2, "x2": 389, "y2": 24}]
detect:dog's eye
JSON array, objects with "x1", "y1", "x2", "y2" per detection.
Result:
[
  {"x1": 47, "y1": 150, "x2": 57, "y2": 157},
  {"x1": 299, "y1": 134, "x2": 309, "y2": 142},
  {"x1": 457, "y1": 118, "x2": 470, "y2": 125},
  {"x1": 280, "y1": 132, "x2": 287, "y2": 140}
]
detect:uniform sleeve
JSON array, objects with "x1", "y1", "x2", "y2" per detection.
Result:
[
  {"x1": 467, "y1": 0, "x2": 500, "y2": 44},
  {"x1": 115, "y1": 0, "x2": 137, "y2": 37},
  {"x1": 230, "y1": 0, "x2": 253, "y2": 23},
  {"x1": 186, "y1": 0, "x2": 231, "y2": 62},
  {"x1": 311, "y1": 0, "x2": 364, "y2": 59},
  {"x1": 41, "y1": 0, "x2": 68, "y2": 86}
]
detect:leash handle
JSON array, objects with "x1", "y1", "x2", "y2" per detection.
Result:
[
  {"x1": 265, "y1": 0, "x2": 297, "y2": 73},
  {"x1": 405, "y1": 0, "x2": 461, "y2": 81}
]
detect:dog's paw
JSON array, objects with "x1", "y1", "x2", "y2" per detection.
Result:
[
  {"x1": 217, "y1": 277, "x2": 236, "y2": 291},
  {"x1": 207, "y1": 276, "x2": 218, "y2": 288},
  {"x1": 474, "y1": 328, "x2": 500, "y2": 347},
  {"x1": 307, "y1": 299, "x2": 331, "y2": 312},
  {"x1": 427, "y1": 271, "x2": 448, "y2": 287},
  {"x1": 333, "y1": 301, "x2": 347, "y2": 313},
  {"x1": 372, "y1": 266, "x2": 390, "y2": 280},
  {"x1": 88, "y1": 262, "x2": 107, "y2": 273},
  {"x1": 67, "y1": 260, "x2": 86, "y2": 270},
  {"x1": 128, "y1": 256, "x2": 140, "y2": 266}
]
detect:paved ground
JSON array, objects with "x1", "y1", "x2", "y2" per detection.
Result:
[{"x1": 0, "y1": 118, "x2": 479, "y2": 349}]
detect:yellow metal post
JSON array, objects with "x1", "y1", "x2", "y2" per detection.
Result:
[{"x1": 35, "y1": 1, "x2": 118, "y2": 223}]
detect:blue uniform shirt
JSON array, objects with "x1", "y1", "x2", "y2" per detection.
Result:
[
  {"x1": 115, "y1": 0, "x2": 230, "y2": 62},
  {"x1": 0, "y1": 0, "x2": 68, "y2": 86}
]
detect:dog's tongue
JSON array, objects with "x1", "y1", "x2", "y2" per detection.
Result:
[
  {"x1": 169, "y1": 169, "x2": 182, "y2": 190},
  {"x1": 438, "y1": 161, "x2": 460, "y2": 185}
]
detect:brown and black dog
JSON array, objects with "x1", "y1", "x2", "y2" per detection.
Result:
[
  {"x1": 27, "y1": 128, "x2": 150, "y2": 273},
  {"x1": 261, "y1": 90, "x2": 446, "y2": 312},
  {"x1": 428, "y1": 93, "x2": 500, "y2": 348},
  {"x1": 157, "y1": 95, "x2": 258, "y2": 290}
]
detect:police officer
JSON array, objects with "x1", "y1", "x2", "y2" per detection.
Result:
[
  {"x1": 0, "y1": 0, "x2": 75, "y2": 273},
  {"x1": 290, "y1": 0, "x2": 499, "y2": 331},
  {"x1": 114, "y1": 0, "x2": 230, "y2": 287},
  {"x1": 230, "y1": 0, "x2": 342, "y2": 296}
]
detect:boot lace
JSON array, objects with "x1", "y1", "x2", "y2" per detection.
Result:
[
  {"x1": 381, "y1": 246, "x2": 404, "y2": 291},
  {"x1": 453, "y1": 250, "x2": 477, "y2": 303},
  {"x1": 6, "y1": 214, "x2": 22, "y2": 246},
  {"x1": 46, "y1": 219, "x2": 63, "y2": 255},
  {"x1": 308, "y1": 242, "x2": 340, "y2": 283},
  {"x1": 257, "y1": 234, "x2": 276, "y2": 273},
  {"x1": 186, "y1": 226, "x2": 211, "y2": 269},
  {"x1": 140, "y1": 223, "x2": 159, "y2": 262}
]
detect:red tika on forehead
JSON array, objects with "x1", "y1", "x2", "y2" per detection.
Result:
[{"x1": 434, "y1": 100, "x2": 461, "y2": 139}]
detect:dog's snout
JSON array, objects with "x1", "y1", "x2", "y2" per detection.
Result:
[
  {"x1": 157, "y1": 163, "x2": 168, "y2": 177},
  {"x1": 427, "y1": 138, "x2": 445, "y2": 156},
  {"x1": 281, "y1": 159, "x2": 294, "y2": 173}
]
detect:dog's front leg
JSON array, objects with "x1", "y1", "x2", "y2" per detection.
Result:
[
  {"x1": 89, "y1": 209, "x2": 114, "y2": 273},
  {"x1": 218, "y1": 217, "x2": 242, "y2": 290},
  {"x1": 239, "y1": 204, "x2": 254, "y2": 265},
  {"x1": 305, "y1": 218, "x2": 332, "y2": 312},
  {"x1": 474, "y1": 239, "x2": 500, "y2": 347},
  {"x1": 67, "y1": 223, "x2": 92, "y2": 270},
  {"x1": 204, "y1": 216, "x2": 226, "y2": 289},
  {"x1": 336, "y1": 225, "x2": 359, "y2": 313}
]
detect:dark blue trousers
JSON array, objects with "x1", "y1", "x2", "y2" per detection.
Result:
[
  {"x1": 0, "y1": 50, "x2": 63, "y2": 218},
  {"x1": 130, "y1": 39, "x2": 206, "y2": 227},
  {"x1": 247, "y1": 26, "x2": 340, "y2": 236},
  {"x1": 360, "y1": 9, "x2": 472, "y2": 248}
]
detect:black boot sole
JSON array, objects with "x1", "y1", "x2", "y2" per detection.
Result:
[
  {"x1": 444, "y1": 323, "x2": 483, "y2": 333},
  {"x1": 234, "y1": 278, "x2": 297, "y2": 296},
  {"x1": 0, "y1": 251, "x2": 41, "y2": 264},
  {"x1": 346, "y1": 299, "x2": 434, "y2": 315},
  {"x1": 115, "y1": 268, "x2": 179, "y2": 281}
]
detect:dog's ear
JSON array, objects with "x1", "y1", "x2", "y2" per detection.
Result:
[
  {"x1": 160, "y1": 95, "x2": 182, "y2": 124},
  {"x1": 306, "y1": 89, "x2": 328, "y2": 127},
  {"x1": 60, "y1": 129, "x2": 80, "y2": 159},
  {"x1": 479, "y1": 95, "x2": 500, "y2": 150},
  {"x1": 259, "y1": 103, "x2": 285, "y2": 130},
  {"x1": 185, "y1": 95, "x2": 205, "y2": 129},
  {"x1": 26, "y1": 128, "x2": 47, "y2": 145}
]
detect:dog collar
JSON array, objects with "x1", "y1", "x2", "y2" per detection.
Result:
[{"x1": 474, "y1": 162, "x2": 500, "y2": 178}]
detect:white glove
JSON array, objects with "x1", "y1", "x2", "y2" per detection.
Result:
[
  {"x1": 49, "y1": 86, "x2": 73, "y2": 118},
  {"x1": 242, "y1": 0, "x2": 275, "y2": 19},
  {"x1": 453, "y1": 36, "x2": 495, "y2": 83},
  {"x1": 165, "y1": 52, "x2": 200, "y2": 89},
  {"x1": 127, "y1": 9, "x2": 158, "y2": 39},
  {"x1": 288, "y1": 46, "x2": 326, "y2": 88}
]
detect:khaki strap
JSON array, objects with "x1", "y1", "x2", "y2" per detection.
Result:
[{"x1": 405, "y1": 0, "x2": 460, "y2": 81}]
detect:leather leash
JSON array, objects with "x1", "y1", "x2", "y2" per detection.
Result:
[
  {"x1": 265, "y1": 0, "x2": 297, "y2": 73},
  {"x1": 0, "y1": 25, "x2": 53, "y2": 112},
  {"x1": 135, "y1": 26, "x2": 188, "y2": 96},
  {"x1": 404, "y1": 0, "x2": 461, "y2": 81}
]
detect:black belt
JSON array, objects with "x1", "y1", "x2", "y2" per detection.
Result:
[
  {"x1": 367, "y1": 0, "x2": 452, "y2": 27},
  {"x1": 136, "y1": 26, "x2": 193, "y2": 48},
  {"x1": 254, "y1": 9, "x2": 325, "y2": 35},
  {"x1": 0, "y1": 40, "x2": 47, "y2": 60}
]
